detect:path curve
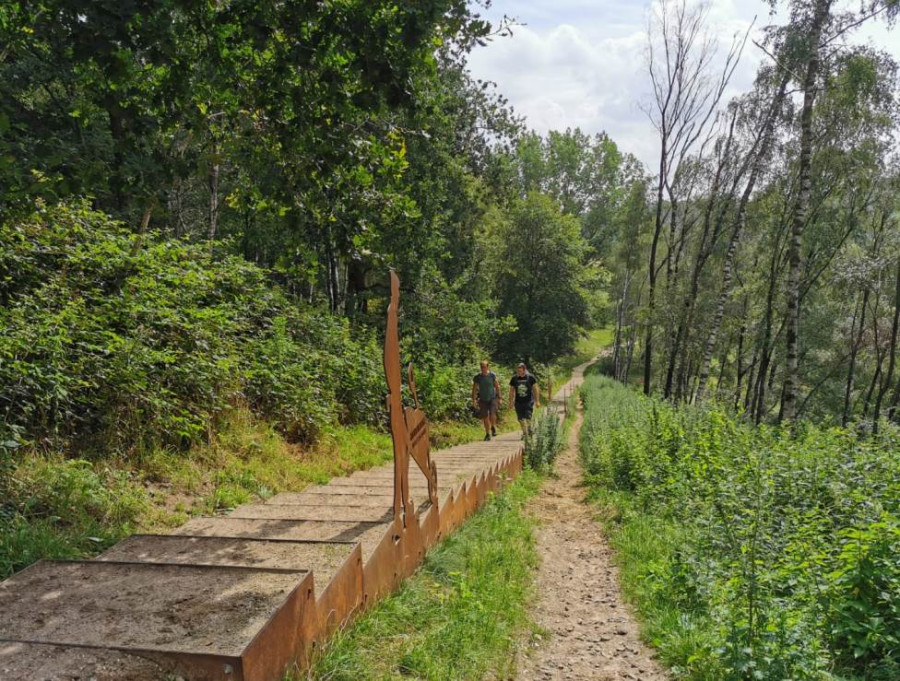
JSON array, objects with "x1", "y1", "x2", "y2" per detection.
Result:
[{"x1": 518, "y1": 360, "x2": 668, "y2": 681}]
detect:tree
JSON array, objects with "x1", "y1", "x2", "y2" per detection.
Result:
[
  {"x1": 489, "y1": 193, "x2": 592, "y2": 364},
  {"x1": 641, "y1": 0, "x2": 748, "y2": 395},
  {"x1": 693, "y1": 63, "x2": 792, "y2": 403},
  {"x1": 782, "y1": 0, "x2": 834, "y2": 423}
]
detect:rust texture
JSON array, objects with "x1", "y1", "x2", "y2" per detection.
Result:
[{"x1": 0, "y1": 271, "x2": 523, "y2": 681}]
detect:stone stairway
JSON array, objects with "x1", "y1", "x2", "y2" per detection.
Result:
[{"x1": 0, "y1": 434, "x2": 523, "y2": 681}]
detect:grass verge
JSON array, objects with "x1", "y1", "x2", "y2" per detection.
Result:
[
  {"x1": 303, "y1": 470, "x2": 542, "y2": 681},
  {"x1": 587, "y1": 490, "x2": 723, "y2": 680}
]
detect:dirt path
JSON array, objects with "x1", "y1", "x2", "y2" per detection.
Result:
[{"x1": 517, "y1": 362, "x2": 668, "y2": 681}]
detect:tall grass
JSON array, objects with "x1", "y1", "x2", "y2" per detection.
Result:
[
  {"x1": 580, "y1": 376, "x2": 900, "y2": 681},
  {"x1": 305, "y1": 471, "x2": 542, "y2": 680}
]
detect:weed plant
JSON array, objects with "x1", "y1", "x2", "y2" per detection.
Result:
[
  {"x1": 524, "y1": 408, "x2": 567, "y2": 472},
  {"x1": 305, "y1": 471, "x2": 542, "y2": 680},
  {"x1": 580, "y1": 376, "x2": 900, "y2": 681}
]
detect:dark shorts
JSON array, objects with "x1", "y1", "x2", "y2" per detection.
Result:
[
  {"x1": 515, "y1": 401, "x2": 534, "y2": 421},
  {"x1": 477, "y1": 399, "x2": 498, "y2": 419}
]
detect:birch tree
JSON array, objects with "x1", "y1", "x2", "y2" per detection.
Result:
[{"x1": 641, "y1": 0, "x2": 747, "y2": 395}]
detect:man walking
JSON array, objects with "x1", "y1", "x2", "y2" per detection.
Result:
[
  {"x1": 472, "y1": 360, "x2": 502, "y2": 440},
  {"x1": 508, "y1": 362, "x2": 540, "y2": 436}
]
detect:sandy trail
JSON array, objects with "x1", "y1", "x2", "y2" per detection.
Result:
[{"x1": 517, "y1": 362, "x2": 668, "y2": 681}]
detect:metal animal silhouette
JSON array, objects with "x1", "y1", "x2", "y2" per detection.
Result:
[{"x1": 383, "y1": 271, "x2": 439, "y2": 529}]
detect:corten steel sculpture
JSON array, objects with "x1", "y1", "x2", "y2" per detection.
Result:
[{"x1": 383, "y1": 271, "x2": 439, "y2": 529}]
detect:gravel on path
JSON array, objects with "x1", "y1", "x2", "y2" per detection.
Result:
[{"x1": 517, "y1": 362, "x2": 669, "y2": 681}]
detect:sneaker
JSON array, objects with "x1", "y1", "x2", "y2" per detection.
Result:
[
  {"x1": 491, "y1": 426, "x2": 497, "y2": 437},
  {"x1": 483, "y1": 433, "x2": 491, "y2": 441}
]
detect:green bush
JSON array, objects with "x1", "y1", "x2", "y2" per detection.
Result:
[
  {"x1": 0, "y1": 202, "x2": 392, "y2": 453},
  {"x1": 412, "y1": 360, "x2": 473, "y2": 421},
  {"x1": 1, "y1": 202, "x2": 498, "y2": 456},
  {"x1": 825, "y1": 520, "x2": 900, "y2": 677},
  {"x1": 580, "y1": 375, "x2": 900, "y2": 680}
]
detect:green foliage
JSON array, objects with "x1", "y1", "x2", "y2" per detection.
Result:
[
  {"x1": 412, "y1": 362, "x2": 475, "y2": 422},
  {"x1": 1, "y1": 203, "x2": 504, "y2": 455},
  {"x1": 580, "y1": 376, "x2": 900, "y2": 680},
  {"x1": 306, "y1": 470, "x2": 542, "y2": 680},
  {"x1": 0, "y1": 0, "x2": 477, "y2": 220},
  {"x1": 0, "y1": 202, "x2": 391, "y2": 453},
  {"x1": 824, "y1": 520, "x2": 900, "y2": 676},
  {"x1": 0, "y1": 0, "x2": 526, "y2": 332},
  {"x1": 488, "y1": 193, "x2": 595, "y2": 364},
  {"x1": 0, "y1": 456, "x2": 148, "y2": 577},
  {"x1": 399, "y1": 265, "x2": 518, "y2": 420},
  {"x1": 524, "y1": 408, "x2": 566, "y2": 472}
]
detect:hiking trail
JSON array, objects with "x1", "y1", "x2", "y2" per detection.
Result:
[{"x1": 518, "y1": 361, "x2": 669, "y2": 681}]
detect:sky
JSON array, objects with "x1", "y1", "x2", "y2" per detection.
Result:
[{"x1": 467, "y1": 0, "x2": 900, "y2": 170}]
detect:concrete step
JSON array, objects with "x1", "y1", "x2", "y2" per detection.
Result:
[
  {"x1": 434, "y1": 454, "x2": 505, "y2": 461},
  {"x1": 0, "y1": 641, "x2": 171, "y2": 681},
  {"x1": 434, "y1": 455, "x2": 511, "y2": 463},
  {"x1": 173, "y1": 517, "x2": 389, "y2": 561},
  {"x1": 289, "y1": 485, "x2": 454, "y2": 508},
  {"x1": 266, "y1": 493, "x2": 431, "y2": 511},
  {"x1": 297, "y1": 484, "x2": 392, "y2": 496},
  {"x1": 98, "y1": 535, "x2": 356, "y2": 589},
  {"x1": 0, "y1": 560, "x2": 311, "y2": 675},
  {"x1": 267, "y1": 492, "x2": 395, "y2": 505},
  {"x1": 332, "y1": 472, "x2": 431, "y2": 484},
  {"x1": 328, "y1": 472, "x2": 490, "y2": 491},
  {"x1": 230, "y1": 503, "x2": 393, "y2": 524},
  {"x1": 332, "y1": 471, "x2": 480, "y2": 486}
]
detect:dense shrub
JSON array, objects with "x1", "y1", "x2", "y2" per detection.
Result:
[
  {"x1": 412, "y1": 361, "x2": 477, "y2": 422},
  {"x1": 0, "y1": 202, "x2": 392, "y2": 454},
  {"x1": 0, "y1": 202, "x2": 498, "y2": 460},
  {"x1": 580, "y1": 376, "x2": 900, "y2": 680}
]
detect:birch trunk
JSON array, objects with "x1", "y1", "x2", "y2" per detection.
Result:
[
  {"x1": 695, "y1": 72, "x2": 790, "y2": 401},
  {"x1": 783, "y1": 0, "x2": 831, "y2": 424},
  {"x1": 842, "y1": 290, "x2": 868, "y2": 427}
]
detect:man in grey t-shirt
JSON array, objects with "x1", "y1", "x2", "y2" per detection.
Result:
[{"x1": 472, "y1": 360, "x2": 502, "y2": 440}]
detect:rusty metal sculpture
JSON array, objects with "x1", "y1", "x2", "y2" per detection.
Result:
[{"x1": 383, "y1": 272, "x2": 440, "y2": 529}]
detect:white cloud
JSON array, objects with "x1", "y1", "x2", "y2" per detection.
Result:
[
  {"x1": 469, "y1": 21, "x2": 653, "y2": 159},
  {"x1": 468, "y1": 0, "x2": 900, "y2": 171}
]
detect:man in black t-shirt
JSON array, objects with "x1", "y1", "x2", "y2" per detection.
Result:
[{"x1": 508, "y1": 362, "x2": 540, "y2": 435}]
